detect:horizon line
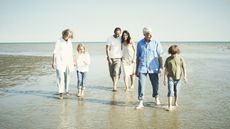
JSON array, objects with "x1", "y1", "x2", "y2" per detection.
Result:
[{"x1": 0, "y1": 40, "x2": 230, "y2": 43}]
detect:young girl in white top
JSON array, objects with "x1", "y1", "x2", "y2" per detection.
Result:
[
  {"x1": 121, "y1": 30, "x2": 136, "y2": 91},
  {"x1": 75, "y1": 43, "x2": 91, "y2": 97}
]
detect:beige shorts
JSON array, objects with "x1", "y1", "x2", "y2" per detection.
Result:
[{"x1": 108, "y1": 58, "x2": 121, "y2": 78}]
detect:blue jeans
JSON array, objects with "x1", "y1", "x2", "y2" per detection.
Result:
[
  {"x1": 138, "y1": 73, "x2": 159, "y2": 100},
  {"x1": 77, "y1": 71, "x2": 87, "y2": 90},
  {"x1": 167, "y1": 77, "x2": 181, "y2": 97}
]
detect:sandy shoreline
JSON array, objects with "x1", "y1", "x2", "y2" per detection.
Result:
[{"x1": 1, "y1": 43, "x2": 230, "y2": 128}]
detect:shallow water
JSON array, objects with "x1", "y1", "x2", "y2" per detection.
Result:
[{"x1": 0, "y1": 42, "x2": 230, "y2": 129}]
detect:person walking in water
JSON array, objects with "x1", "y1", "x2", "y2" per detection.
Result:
[
  {"x1": 106, "y1": 27, "x2": 122, "y2": 92},
  {"x1": 135, "y1": 27, "x2": 163, "y2": 109},
  {"x1": 75, "y1": 43, "x2": 91, "y2": 97},
  {"x1": 164, "y1": 45, "x2": 187, "y2": 111},
  {"x1": 121, "y1": 30, "x2": 136, "y2": 91},
  {"x1": 52, "y1": 29, "x2": 75, "y2": 99}
]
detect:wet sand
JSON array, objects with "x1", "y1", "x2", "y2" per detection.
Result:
[{"x1": 0, "y1": 43, "x2": 230, "y2": 129}]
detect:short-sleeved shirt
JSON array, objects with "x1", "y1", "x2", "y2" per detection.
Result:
[
  {"x1": 136, "y1": 39, "x2": 163, "y2": 73},
  {"x1": 164, "y1": 55, "x2": 185, "y2": 80},
  {"x1": 106, "y1": 36, "x2": 122, "y2": 58}
]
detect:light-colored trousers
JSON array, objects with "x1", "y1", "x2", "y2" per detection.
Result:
[{"x1": 56, "y1": 67, "x2": 70, "y2": 93}]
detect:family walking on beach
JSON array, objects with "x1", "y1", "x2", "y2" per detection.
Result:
[
  {"x1": 52, "y1": 29, "x2": 90, "y2": 99},
  {"x1": 52, "y1": 27, "x2": 187, "y2": 111}
]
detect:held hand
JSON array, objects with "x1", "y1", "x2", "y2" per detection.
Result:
[
  {"x1": 159, "y1": 68, "x2": 163, "y2": 76},
  {"x1": 108, "y1": 58, "x2": 112, "y2": 64},
  {"x1": 135, "y1": 72, "x2": 139, "y2": 77},
  {"x1": 184, "y1": 77, "x2": 188, "y2": 84},
  {"x1": 83, "y1": 61, "x2": 88, "y2": 65},
  {"x1": 163, "y1": 80, "x2": 167, "y2": 86},
  {"x1": 132, "y1": 60, "x2": 136, "y2": 64},
  {"x1": 52, "y1": 63, "x2": 56, "y2": 69}
]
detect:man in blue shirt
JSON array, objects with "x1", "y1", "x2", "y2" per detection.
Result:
[{"x1": 135, "y1": 27, "x2": 163, "y2": 109}]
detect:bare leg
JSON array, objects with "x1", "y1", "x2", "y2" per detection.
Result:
[
  {"x1": 81, "y1": 89, "x2": 84, "y2": 97},
  {"x1": 168, "y1": 97, "x2": 173, "y2": 111},
  {"x1": 124, "y1": 76, "x2": 129, "y2": 91},
  {"x1": 130, "y1": 75, "x2": 135, "y2": 89},
  {"x1": 174, "y1": 96, "x2": 178, "y2": 106},
  {"x1": 112, "y1": 76, "x2": 118, "y2": 91},
  {"x1": 77, "y1": 89, "x2": 81, "y2": 97}
]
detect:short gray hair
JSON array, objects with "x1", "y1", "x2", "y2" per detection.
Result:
[{"x1": 143, "y1": 27, "x2": 152, "y2": 35}]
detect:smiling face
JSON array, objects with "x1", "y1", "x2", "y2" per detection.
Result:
[
  {"x1": 122, "y1": 32, "x2": 128, "y2": 41},
  {"x1": 77, "y1": 46, "x2": 85, "y2": 54},
  {"x1": 114, "y1": 30, "x2": 121, "y2": 38},
  {"x1": 121, "y1": 31, "x2": 131, "y2": 44},
  {"x1": 144, "y1": 32, "x2": 152, "y2": 42}
]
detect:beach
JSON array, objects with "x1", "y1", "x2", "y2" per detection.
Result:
[{"x1": 0, "y1": 42, "x2": 230, "y2": 129}]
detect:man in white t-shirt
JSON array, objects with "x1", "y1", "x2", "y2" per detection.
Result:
[
  {"x1": 52, "y1": 29, "x2": 75, "y2": 99},
  {"x1": 106, "y1": 27, "x2": 122, "y2": 91}
]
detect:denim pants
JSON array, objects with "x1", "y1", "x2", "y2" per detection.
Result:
[
  {"x1": 138, "y1": 73, "x2": 159, "y2": 100},
  {"x1": 168, "y1": 77, "x2": 181, "y2": 97},
  {"x1": 77, "y1": 70, "x2": 87, "y2": 90},
  {"x1": 56, "y1": 67, "x2": 70, "y2": 93}
]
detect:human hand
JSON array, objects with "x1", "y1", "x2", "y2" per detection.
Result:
[
  {"x1": 159, "y1": 68, "x2": 163, "y2": 76},
  {"x1": 107, "y1": 57, "x2": 112, "y2": 64},
  {"x1": 83, "y1": 61, "x2": 88, "y2": 65},
  {"x1": 184, "y1": 77, "x2": 188, "y2": 84},
  {"x1": 135, "y1": 72, "x2": 139, "y2": 77},
  {"x1": 132, "y1": 59, "x2": 136, "y2": 64},
  {"x1": 163, "y1": 79, "x2": 167, "y2": 86},
  {"x1": 52, "y1": 63, "x2": 56, "y2": 69}
]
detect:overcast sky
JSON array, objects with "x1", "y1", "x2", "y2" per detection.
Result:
[{"x1": 0, "y1": 0, "x2": 230, "y2": 42}]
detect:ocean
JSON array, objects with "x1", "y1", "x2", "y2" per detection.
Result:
[{"x1": 0, "y1": 42, "x2": 230, "y2": 129}]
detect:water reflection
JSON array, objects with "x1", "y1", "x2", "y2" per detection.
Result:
[{"x1": 57, "y1": 100, "x2": 72, "y2": 128}]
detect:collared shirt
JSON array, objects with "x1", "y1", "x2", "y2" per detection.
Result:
[
  {"x1": 106, "y1": 36, "x2": 122, "y2": 58},
  {"x1": 136, "y1": 39, "x2": 163, "y2": 73},
  {"x1": 53, "y1": 38, "x2": 74, "y2": 72}
]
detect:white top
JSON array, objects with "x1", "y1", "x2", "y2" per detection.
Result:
[
  {"x1": 53, "y1": 38, "x2": 75, "y2": 72},
  {"x1": 106, "y1": 36, "x2": 122, "y2": 58},
  {"x1": 122, "y1": 43, "x2": 135, "y2": 65},
  {"x1": 75, "y1": 52, "x2": 90, "y2": 72}
]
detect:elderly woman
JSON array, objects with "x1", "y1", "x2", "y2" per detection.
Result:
[{"x1": 52, "y1": 29, "x2": 75, "y2": 99}]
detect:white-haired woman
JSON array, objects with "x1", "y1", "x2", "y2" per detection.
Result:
[{"x1": 52, "y1": 29, "x2": 75, "y2": 99}]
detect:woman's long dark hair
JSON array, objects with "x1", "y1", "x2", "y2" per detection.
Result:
[{"x1": 121, "y1": 30, "x2": 131, "y2": 44}]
